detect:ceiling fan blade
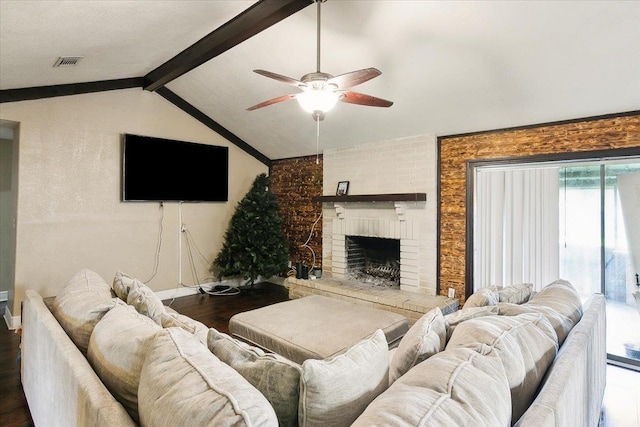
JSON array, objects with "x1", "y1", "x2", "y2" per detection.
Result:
[
  {"x1": 340, "y1": 91, "x2": 393, "y2": 108},
  {"x1": 253, "y1": 70, "x2": 306, "y2": 88},
  {"x1": 247, "y1": 94, "x2": 297, "y2": 111},
  {"x1": 328, "y1": 68, "x2": 382, "y2": 89}
]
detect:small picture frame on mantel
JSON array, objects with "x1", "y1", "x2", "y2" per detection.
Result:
[{"x1": 336, "y1": 181, "x2": 349, "y2": 196}]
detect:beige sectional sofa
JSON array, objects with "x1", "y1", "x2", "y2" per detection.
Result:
[{"x1": 21, "y1": 270, "x2": 605, "y2": 427}]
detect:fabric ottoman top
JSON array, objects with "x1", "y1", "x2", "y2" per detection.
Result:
[{"x1": 229, "y1": 295, "x2": 409, "y2": 364}]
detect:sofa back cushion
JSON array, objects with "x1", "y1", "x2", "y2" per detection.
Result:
[
  {"x1": 51, "y1": 269, "x2": 119, "y2": 354},
  {"x1": 207, "y1": 328, "x2": 302, "y2": 427},
  {"x1": 389, "y1": 307, "x2": 446, "y2": 384},
  {"x1": 498, "y1": 279, "x2": 583, "y2": 345},
  {"x1": 87, "y1": 302, "x2": 162, "y2": 422},
  {"x1": 126, "y1": 279, "x2": 166, "y2": 324},
  {"x1": 161, "y1": 311, "x2": 209, "y2": 344},
  {"x1": 138, "y1": 327, "x2": 278, "y2": 427},
  {"x1": 443, "y1": 305, "x2": 499, "y2": 341},
  {"x1": 352, "y1": 347, "x2": 511, "y2": 427},
  {"x1": 498, "y1": 283, "x2": 533, "y2": 304},
  {"x1": 464, "y1": 286, "x2": 499, "y2": 308},
  {"x1": 299, "y1": 329, "x2": 389, "y2": 427},
  {"x1": 446, "y1": 313, "x2": 558, "y2": 424},
  {"x1": 112, "y1": 270, "x2": 137, "y2": 301}
]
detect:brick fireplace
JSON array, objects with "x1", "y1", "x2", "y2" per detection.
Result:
[{"x1": 320, "y1": 134, "x2": 438, "y2": 295}]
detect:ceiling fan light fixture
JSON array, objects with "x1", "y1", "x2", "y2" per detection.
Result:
[{"x1": 296, "y1": 88, "x2": 339, "y2": 113}]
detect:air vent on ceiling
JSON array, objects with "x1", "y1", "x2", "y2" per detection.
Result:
[{"x1": 53, "y1": 56, "x2": 83, "y2": 67}]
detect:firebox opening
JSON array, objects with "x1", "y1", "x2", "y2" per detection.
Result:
[{"x1": 346, "y1": 236, "x2": 401, "y2": 288}]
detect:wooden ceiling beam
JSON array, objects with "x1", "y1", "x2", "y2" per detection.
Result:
[{"x1": 143, "y1": 0, "x2": 312, "y2": 92}]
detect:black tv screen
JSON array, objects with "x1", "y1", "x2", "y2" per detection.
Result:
[{"x1": 122, "y1": 133, "x2": 228, "y2": 202}]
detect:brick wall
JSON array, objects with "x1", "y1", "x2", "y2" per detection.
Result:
[
  {"x1": 269, "y1": 155, "x2": 323, "y2": 269},
  {"x1": 439, "y1": 112, "x2": 640, "y2": 302}
]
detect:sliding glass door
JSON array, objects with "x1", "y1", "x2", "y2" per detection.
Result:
[{"x1": 475, "y1": 157, "x2": 640, "y2": 368}]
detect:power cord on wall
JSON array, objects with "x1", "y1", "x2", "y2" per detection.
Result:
[
  {"x1": 300, "y1": 212, "x2": 322, "y2": 270},
  {"x1": 143, "y1": 202, "x2": 164, "y2": 284},
  {"x1": 180, "y1": 223, "x2": 240, "y2": 296}
]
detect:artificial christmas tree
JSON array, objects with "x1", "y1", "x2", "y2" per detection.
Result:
[{"x1": 212, "y1": 173, "x2": 289, "y2": 288}]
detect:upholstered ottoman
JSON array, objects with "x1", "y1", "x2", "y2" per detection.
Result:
[{"x1": 229, "y1": 295, "x2": 408, "y2": 364}]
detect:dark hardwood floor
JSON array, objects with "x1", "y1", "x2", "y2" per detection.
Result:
[
  {"x1": 1, "y1": 285, "x2": 638, "y2": 427},
  {"x1": 0, "y1": 283, "x2": 289, "y2": 427},
  {"x1": 0, "y1": 302, "x2": 33, "y2": 427}
]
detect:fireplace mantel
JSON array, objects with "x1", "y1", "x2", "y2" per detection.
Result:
[
  {"x1": 312, "y1": 193, "x2": 426, "y2": 203},
  {"x1": 314, "y1": 193, "x2": 426, "y2": 221}
]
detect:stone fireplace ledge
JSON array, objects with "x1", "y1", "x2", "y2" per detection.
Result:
[{"x1": 285, "y1": 277, "x2": 459, "y2": 325}]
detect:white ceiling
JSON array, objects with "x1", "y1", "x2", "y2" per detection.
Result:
[{"x1": 1, "y1": 1, "x2": 639, "y2": 161}]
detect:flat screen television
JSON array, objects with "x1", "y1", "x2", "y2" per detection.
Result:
[{"x1": 122, "y1": 133, "x2": 228, "y2": 202}]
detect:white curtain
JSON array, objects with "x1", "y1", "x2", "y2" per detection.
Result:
[{"x1": 474, "y1": 167, "x2": 560, "y2": 291}]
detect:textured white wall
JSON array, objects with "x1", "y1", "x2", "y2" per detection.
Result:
[{"x1": 0, "y1": 88, "x2": 268, "y2": 314}]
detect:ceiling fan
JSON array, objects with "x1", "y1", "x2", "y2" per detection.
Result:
[{"x1": 247, "y1": 0, "x2": 393, "y2": 121}]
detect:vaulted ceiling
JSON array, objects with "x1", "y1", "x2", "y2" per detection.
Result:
[{"x1": 1, "y1": 1, "x2": 639, "y2": 163}]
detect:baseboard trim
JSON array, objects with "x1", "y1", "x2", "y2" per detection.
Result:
[
  {"x1": 155, "y1": 277, "x2": 247, "y2": 301},
  {"x1": 4, "y1": 305, "x2": 20, "y2": 330},
  {"x1": 0, "y1": 290, "x2": 8, "y2": 302}
]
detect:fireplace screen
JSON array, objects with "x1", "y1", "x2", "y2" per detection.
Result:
[{"x1": 346, "y1": 236, "x2": 400, "y2": 288}]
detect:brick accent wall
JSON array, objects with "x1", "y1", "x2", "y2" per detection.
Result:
[
  {"x1": 270, "y1": 155, "x2": 323, "y2": 269},
  {"x1": 439, "y1": 112, "x2": 640, "y2": 302}
]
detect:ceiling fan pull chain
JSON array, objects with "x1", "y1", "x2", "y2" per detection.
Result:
[{"x1": 316, "y1": 115, "x2": 320, "y2": 164}]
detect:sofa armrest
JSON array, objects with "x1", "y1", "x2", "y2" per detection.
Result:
[
  {"x1": 515, "y1": 294, "x2": 606, "y2": 427},
  {"x1": 21, "y1": 290, "x2": 135, "y2": 427}
]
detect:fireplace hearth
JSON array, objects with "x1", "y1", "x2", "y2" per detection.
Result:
[{"x1": 346, "y1": 236, "x2": 400, "y2": 288}]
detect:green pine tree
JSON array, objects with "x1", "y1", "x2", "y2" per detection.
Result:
[{"x1": 212, "y1": 173, "x2": 289, "y2": 287}]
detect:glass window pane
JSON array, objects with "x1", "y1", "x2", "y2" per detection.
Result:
[
  {"x1": 559, "y1": 165, "x2": 602, "y2": 298},
  {"x1": 604, "y1": 162, "x2": 640, "y2": 364}
]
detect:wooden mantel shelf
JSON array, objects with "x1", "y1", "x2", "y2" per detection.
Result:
[{"x1": 312, "y1": 193, "x2": 426, "y2": 203}]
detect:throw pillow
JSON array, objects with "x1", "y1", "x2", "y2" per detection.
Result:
[
  {"x1": 126, "y1": 279, "x2": 165, "y2": 324},
  {"x1": 352, "y1": 347, "x2": 511, "y2": 427},
  {"x1": 208, "y1": 329, "x2": 302, "y2": 427},
  {"x1": 299, "y1": 329, "x2": 389, "y2": 427},
  {"x1": 87, "y1": 302, "x2": 162, "y2": 423},
  {"x1": 51, "y1": 268, "x2": 119, "y2": 355},
  {"x1": 160, "y1": 312, "x2": 209, "y2": 344},
  {"x1": 497, "y1": 283, "x2": 533, "y2": 304},
  {"x1": 446, "y1": 313, "x2": 558, "y2": 424},
  {"x1": 464, "y1": 286, "x2": 499, "y2": 308},
  {"x1": 443, "y1": 305, "x2": 499, "y2": 342},
  {"x1": 389, "y1": 307, "x2": 446, "y2": 384},
  {"x1": 138, "y1": 327, "x2": 278, "y2": 427},
  {"x1": 112, "y1": 270, "x2": 137, "y2": 301}
]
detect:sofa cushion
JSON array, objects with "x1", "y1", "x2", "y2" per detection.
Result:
[
  {"x1": 498, "y1": 279, "x2": 583, "y2": 345},
  {"x1": 528, "y1": 279, "x2": 583, "y2": 327},
  {"x1": 464, "y1": 286, "x2": 499, "y2": 308},
  {"x1": 446, "y1": 313, "x2": 558, "y2": 424},
  {"x1": 208, "y1": 329, "x2": 302, "y2": 427},
  {"x1": 51, "y1": 269, "x2": 119, "y2": 355},
  {"x1": 352, "y1": 347, "x2": 511, "y2": 427},
  {"x1": 299, "y1": 329, "x2": 389, "y2": 427},
  {"x1": 161, "y1": 312, "x2": 209, "y2": 344},
  {"x1": 138, "y1": 327, "x2": 278, "y2": 427},
  {"x1": 498, "y1": 283, "x2": 533, "y2": 304},
  {"x1": 87, "y1": 302, "x2": 162, "y2": 422},
  {"x1": 389, "y1": 307, "x2": 446, "y2": 384},
  {"x1": 443, "y1": 305, "x2": 499, "y2": 341},
  {"x1": 126, "y1": 279, "x2": 165, "y2": 324},
  {"x1": 112, "y1": 270, "x2": 137, "y2": 301}
]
